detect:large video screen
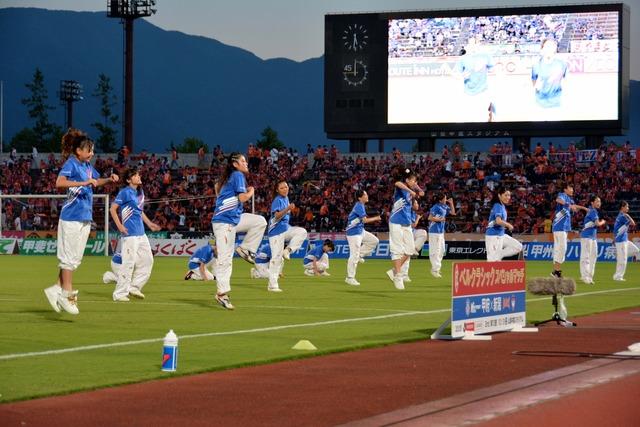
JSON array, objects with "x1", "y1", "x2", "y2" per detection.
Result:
[{"x1": 388, "y1": 12, "x2": 620, "y2": 124}]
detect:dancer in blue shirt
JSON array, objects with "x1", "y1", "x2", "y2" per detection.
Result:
[
  {"x1": 211, "y1": 153, "x2": 266, "y2": 310},
  {"x1": 485, "y1": 187, "x2": 523, "y2": 261},
  {"x1": 532, "y1": 38, "x2": 568, "y2": 109},
  {"x1": 579, "y1": 196, "x2": 605, "y2": 284},
  {"x1": 386, "y1": 168, "x2": 424, "y2": 290},
  {"x1": 303, "y1": 239, "x2": 335, "y2": 277},
  {"x1": 267, "y1": 180, "x2": 308, "y2": 292},
  {"x1": 551, "y1": 183, "x2": 587, "y2": 278},
  {"x1": 613, "y1": 201, "x2": 638, "y2": 281},
  {"x1": 110, "y1": 167, "x2": 161, "y2": 302},
  {"x1": 251, "y1": 242, "x2": 272, "y2": 279},
  {"x1": 345, "y1": 190, "x2": 381, "y2": 286},
  {"x1": 44, "y1": 128, "x2": 119, "y2": 315},
  {"x1": 428, "y1": 193, "x2": 456, "y2": 277},
  {"x1": 185, "y1": 241, "x2": 217, "y2": 281}
]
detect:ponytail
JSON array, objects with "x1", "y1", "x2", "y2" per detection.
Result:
[
  {"x1": 217, "y1": 152, "x2": 245, "y2": 190},
  {"x1": 61, "y1": 128, "x2": 94, "y2": 161}
]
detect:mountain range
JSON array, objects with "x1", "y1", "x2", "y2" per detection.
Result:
[{"x1": 0, "y1": 8, "x2": 637, "y2": 153}]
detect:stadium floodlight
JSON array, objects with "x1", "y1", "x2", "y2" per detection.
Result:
[
  {"x1": 107, "y1": 0, "x2": 158, "y2": 153},
  {"x1": 58, "y1": 80, "x2": 83, "y2": 129}
]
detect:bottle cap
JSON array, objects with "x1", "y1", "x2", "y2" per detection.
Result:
[{"x1": 164, "y1": 329, "x2": 178, "y2": 346}]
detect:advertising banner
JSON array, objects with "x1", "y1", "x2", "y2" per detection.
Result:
[
  {"x1": 0, "y1": 238, "x2": 17, "y2": 255},
  {"x1": 18, "y1": 239, "x2": 107, "y2": 256},
  {"x1": 450, "y1": 261, "x2": 527, "y2": 338},
  {"x1": 523, "y1": 242, "x2": 625, "y2": 262}
]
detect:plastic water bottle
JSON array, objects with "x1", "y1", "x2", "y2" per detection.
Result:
[{"x1": 161, "y1": 329, "x2": 178, "y2": 372}]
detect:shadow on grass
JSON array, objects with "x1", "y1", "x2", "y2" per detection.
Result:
[
  {"x1": 173, "y1": 298, "x2": 216, "y2": 309},
  {"x1": 335, "y1": 290, "x2": 396, "y2": 298}
]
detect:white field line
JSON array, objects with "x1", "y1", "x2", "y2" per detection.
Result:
[
  {"x1": 1, "y1": 287, "x2": 638, "y2": 361},
  {"x1": 0, "y1": 309, "x2": 446, "y2": 361}
]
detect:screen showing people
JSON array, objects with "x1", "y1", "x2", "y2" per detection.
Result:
[{"x1": 387, "y1": 11, "x2": 619, "y2": 124}]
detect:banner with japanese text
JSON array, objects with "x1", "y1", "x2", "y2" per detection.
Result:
[
  {"x1": 451, "y1": 261, "x2": 526, "y2": 338},
  {"x1": 0, "y1": 239, "x2": 18, "y2": 255},
  {"x1": 18, "y1": 239, "x2": 108, "y2": 256}
]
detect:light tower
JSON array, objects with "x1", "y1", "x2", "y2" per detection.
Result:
[
  {"x1": 107, "y1": 0, "x2": 157, "y2": 152},
  {"x1": 58, "y1": 80, "x2": 83, "y2": 129}
]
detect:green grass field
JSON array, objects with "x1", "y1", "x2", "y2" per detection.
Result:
[{"x1": 0, "y1": 256, "x2": 638, "y2": 403}]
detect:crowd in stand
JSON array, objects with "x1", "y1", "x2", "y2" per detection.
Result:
[
  {"x1": 388, "y1": 14, "x2": 567, "y2": 59},
  {"x1": 0, "y1": 139, "x2": 638, "y2": 235}
]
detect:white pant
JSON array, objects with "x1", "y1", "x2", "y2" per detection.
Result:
[
  {"x1": 428, "y1": 233, "x2": 445, "y2": 273},
  {"x1": 614, "y1": 241, "x2": 639, "y2": 280},
  {"x1": 389, "y1": 223, "x2": 415, "y2": 260},
  {"x1": 113, "y1": 235, "x2": 154, "y2": 300},
  {"x1": 57, "y1": 219, "x2": 91, "y2": 271},
  {"x1": 304, "y1": 254, "x2": 329, "y2": 273},
  {"x1": 553, "y1": 231, "x2": 568, "y2": 264},
  {"x1": 253, "y1": 263, "x2": 269, "y2": 278},
  {"x1": 580, "y1": 238, "x2": 597, "y2": 281},
  {"x1": 212, "y1": 222, "x2": 236, "y2": 294},
  {"x1": 346, "y1": 231, "x2": 379, "y2": 278},
  {"x1": 103, "y1": 261, "x2": 122, "y2": 283},
  {"x1": 400, "y1": 229, "x2": 428, "y2": 278},
  {"x1": 413, "y1": 229, "x2": 427, "y2": 253},
  {"x1": 236, "y1": 213, "x2": 267, "y2": 254},
  {"x1": 485, "y1": 234, "x2": 523, "y2": 262},
  {"x1": 189, "y1": 260, "x2": 216, "y2": 281},
  {"x1": 268, "y1": 226, "x2": 308, "y2": 288}
]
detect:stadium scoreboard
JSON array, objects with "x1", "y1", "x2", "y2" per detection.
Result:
[{"x1": 324, "y1": 3, "x2": 630, "y2": 140}]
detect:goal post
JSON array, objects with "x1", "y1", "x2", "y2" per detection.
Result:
[{"x1": 0, "y1": 194, "x2": 110, "y2": 256}]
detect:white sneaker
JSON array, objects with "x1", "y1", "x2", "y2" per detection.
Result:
[
  {"x1": 386, "y1": 269, "x2": 395, "y2": 283},
  {"x1": 102, "y1": 271, "x2": 117, "y2": 284},
  {"x1": 114, "y1": 295, "x2": 130, "y2": 302},
  {"x1": 128, "y1": 289, "x2": 145, "y2": 299},
  {"x1": 304, "y1": 269, "x2": 315, "y2": 276},
  {"x1": 44, "y1": 285, "x2": 62, "y2": 313},
  {"x1": 235, "y1": 247, "x2": 256, "y2": 264},
  {"x1": 58, "y1": 289, "x2": 79, "y2": 315},
  {"x1": 268, "y1": 287, "x2": 283, "y2": 292},
  {"x1": 282, "y1": 247, "x2": 292, "y2": 260},
  {"x1": 345, "y1": 278, "x2": 360, "y2": 286},
  {"x1": 393, "y1": 276, "x2": 405, "y2": 290},
  {"x1": 431, "y1": 270, "x2": 442, "y2": 278},
  {"x1": 404, "y1": 276, "x2": 412, "y2": 283},
  {"x1": 320, "y1": 271, "x2": 330, "y2": 276},
  {"x1": 613, "y1": 277, "x2": 626, "y2": 282},
  {"x1": 358, "y1": 257, "x2": 365, "y2": 264},
  {"x1": 215, "y1": 293, "x2": 235, "y2": 310}
]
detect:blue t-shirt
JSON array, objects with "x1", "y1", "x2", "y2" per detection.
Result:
[
  {"x1": 188, "y1": 245, "x2": 215, "y2": 270},
  {"x1": 486, "y1": 202, "x2": 507, "y2": 236},
  {"x1": 255, "y1": 243, "x2": 272, "y2": 265},
  {"x1": 59, "y1": 156, "x2": 100, "y2": 222},
  {"x1": 613, "y1": 212, "x2": 630, "y2": 243},
  {"x1": 114, "y1": 186, "x2": 145, "y2": 237},
  {"x1": 580, "y1": 208, "x2": 599, "y2": 240},
  {"x1": 268, "y1": 195, "x2": 290, "y2": 237},
  {"x1": 389, "y1": 187, "x2": 412, "y2": 226},
  {"x1": 456, "y1": 53, "x2": 494, "y2": 95},
  {"x1": 212, "y1": 171, "x2": 247, "y2": 225},
  {"x1": 303, "y1": 244, "x2": 325, "y2": 265},
  {"x1": 346, "y1": 202, "x2": 366, "y2": 236},
  {"x1": 552, "y1": 192, "x2": 573, "y2": 232},
  {"x1": 532, "y1": 58, "x2": 567, "y2": 108},
  {"x1": 112, "y1": 252, "x2": 122, "y2": 265},
  {"x1": 429, "y1": 203, "x2": 450, "y2": 234}
]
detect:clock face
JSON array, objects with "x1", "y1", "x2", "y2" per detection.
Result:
[
  {"x1": 342, "y1": 24, "x2": 369, "y2": 52},
  {"x1": 342, "y1": 59, "x2": 368, "y2": 86}
]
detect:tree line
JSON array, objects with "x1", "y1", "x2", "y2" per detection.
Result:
[{"x1": 12, "y1": 68, "x2": 287, "y2": 154}]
